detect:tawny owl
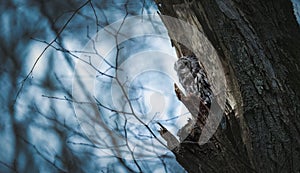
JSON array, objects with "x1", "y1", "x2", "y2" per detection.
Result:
[
  {"x1": 174, "y1": 55, "x2": 214, "y2": 141},
  {"x1": 174, "y1": 55, "x2": 212, "y2": 115}
]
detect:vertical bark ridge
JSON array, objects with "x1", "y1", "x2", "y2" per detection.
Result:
[{"x1": 156, "y1": 0, "x2": 300, "y2": 172}]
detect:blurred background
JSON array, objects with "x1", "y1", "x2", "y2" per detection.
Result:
[
  {"x1": 0, "y1": 0, "x2": 299, "y2": 173},
  {"x1": 0, "y1": 0, "x2": 187, "y2": 172}
]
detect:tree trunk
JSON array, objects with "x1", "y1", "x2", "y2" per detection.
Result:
[{"x1": 155, "y1": 0, "x2": 300, "y2": 172}]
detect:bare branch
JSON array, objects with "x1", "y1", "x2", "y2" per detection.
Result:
[
  {"x1": 19, "y1": 135, "x2": 67, "y2": 173},
  {"x1": 15, "y1": 0, "x2": 91, "y2": 102},
  {"x1": 0, "y1": 160, "x2": 16, "y2": 173}
]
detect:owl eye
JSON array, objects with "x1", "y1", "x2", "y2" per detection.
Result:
[{"x1": 179, "y1": 64, "x2": 186, "y2": 69}]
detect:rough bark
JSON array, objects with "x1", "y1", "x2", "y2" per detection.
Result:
[{"x1": 155, "y1": 0, "x2": 300, "y2": 172}]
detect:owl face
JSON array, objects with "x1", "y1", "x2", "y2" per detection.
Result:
[{"x1": 174, "y1": 58, "x2": 192, "y2": 76}]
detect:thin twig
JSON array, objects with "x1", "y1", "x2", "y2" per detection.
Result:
[
  {"x1": 0, "y1": 160, "x2": 16, "y2": 172},
  {"x1": 41, "y1": 94, "x2": 134, "y2": 115},
  {"x1": 19, "y1": 135, "x2": 67, "y2": 173},
  {"x1": 15, "y1": 0, "x2": 91, "y2": 103}
]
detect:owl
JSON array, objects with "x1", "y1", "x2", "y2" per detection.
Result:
[
  {"x1": 174, "y1": 55, "x2": 214, "y2": 141},
  {"x1": 174, "y1": 55, "x2": 212, "y2": 114}
]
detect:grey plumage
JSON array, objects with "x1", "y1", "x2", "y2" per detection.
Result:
[
  {"x1": 158, "y1": 55, "x2": 215, "y2": 145},
  {"x1": 174, "y1": 55, "x2": 214, "y2": 141},
  {"x1": 174, "y1": 55, "x2": 212, "y2": 108}
]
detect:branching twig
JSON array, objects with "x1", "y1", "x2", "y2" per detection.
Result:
[
  {"x1": 0, "y1": 160, "x2": 16, "y2": 172},
  {"x1": 30, "y1": 37, "x2": 115, "y2": 79},
  {"x1": 19, "y1": 135, "x2": 67, "y2": 173},
  {"x1": 66, "y1": 141, "x2": 126, "y2": 149},
  {"x1": 41, "y1": 94, "x2": 134, "y2": 115},
  {"x1": 15, "y1": 0, "x2": 91, "y2": 103}
]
